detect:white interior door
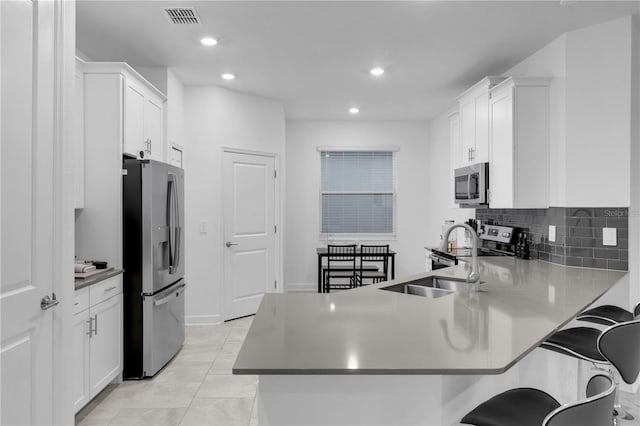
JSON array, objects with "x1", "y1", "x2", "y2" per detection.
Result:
[
  {"x1": 223, "y1": 151, "x2": 276, "y2": 321},
  {"x1": 1, "y1": 0, "x2": 56, "y2": 424}
]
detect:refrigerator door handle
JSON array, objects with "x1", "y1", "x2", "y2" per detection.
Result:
[
  {"x1": 173, "y1": 173, "x2": 181, "y2": 271},
  {"x1": 167, "y1": 173, "x2": 178, "y2": 274}
]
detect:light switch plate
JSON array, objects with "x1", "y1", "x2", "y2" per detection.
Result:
[
  {"x1": 603, "y1": 227, "x2": 617, "y2": 246},
  {"x1": 549, "y1": 225, "x2": 556, "y2": 242},
  {"x1": 200, "y1": 220, "x2": 208, "y2": 234}
]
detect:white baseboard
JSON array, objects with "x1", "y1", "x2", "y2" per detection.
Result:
[
  {"x1": 185, "y1": 314, "x2": 223, "y2": 325},
  {"x1": 286, "y1": 282, "x2": 316, "y2": 292}
]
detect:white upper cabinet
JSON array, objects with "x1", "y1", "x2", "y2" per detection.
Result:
[
  {"x1": 488, "y1": 77, "x2": 550, "y2": 209},
  {"x1": 456, "y1": 77, "x2": 506, "y2": 168},
  {"x1": 83, "y1": 62, "x2": 166, "y2": 160},
  {"x1": 124, "y1": 77, "x2": 165, "y2": 160}
]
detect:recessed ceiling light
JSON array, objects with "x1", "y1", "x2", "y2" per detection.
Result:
[
  {"x1": 370, "y1": 67, "x2": 385, "y2": 76},
  {"x1": 349, "y1": 107, "x2": 360, "y2": 114},
  {"x1": 200, "y1": 37, "x2": 218, "y2": 46},
  {"x1": 221, "y1": 73, "x2": 235, "y2": 81}
]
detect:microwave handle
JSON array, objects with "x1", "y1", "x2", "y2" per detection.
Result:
[{"x1": 467, "y1": 174, "x2": 472, "y2": 200}]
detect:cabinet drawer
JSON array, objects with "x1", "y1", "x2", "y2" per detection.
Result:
[
  {"x1": 89, "y1": 275, "x2": 123, "y2": 307},
  {"x1": 74, "y1": 287, "x2": 89, "y2": 315}
]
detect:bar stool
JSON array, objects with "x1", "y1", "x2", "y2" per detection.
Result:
[
  {"x1": 540, "y1": 319, "x2": 640, "y2": 422},
  {"x1": 577, "y1": 302, "x2": 640, "y2": 326},
  {"x1": 460, "y1": 373, "x2": 615, "y2": 426}
]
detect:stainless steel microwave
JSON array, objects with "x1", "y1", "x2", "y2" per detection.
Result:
[{"x1": 454, "y1": 162, "x2": 489, "y2": 206}]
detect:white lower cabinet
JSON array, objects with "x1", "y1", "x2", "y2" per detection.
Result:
[
  {"x1": 73, "y1": 275, "x2": 123, "y2": 413},
  {"x1": 72, "y1": 308, "x2": 91, "y2": 412}
]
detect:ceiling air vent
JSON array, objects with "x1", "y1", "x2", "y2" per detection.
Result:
[{"x1": 162, "y1": 7, "x2": 201, "y2": 25}]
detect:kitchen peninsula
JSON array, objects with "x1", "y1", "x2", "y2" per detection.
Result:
[{"x1": 234, "y1": 257, "x2": 628, "y2": 425}]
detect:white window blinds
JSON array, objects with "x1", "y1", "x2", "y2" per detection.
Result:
[{"x1": 320, "y1": 151, "x2": 395, "y2": 234}]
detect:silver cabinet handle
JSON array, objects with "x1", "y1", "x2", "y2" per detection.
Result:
[
  {"x1": 86, "y1": 317, "x2": 93, "y2": 337},
  {"x1": 93, "y1": 314, "x2": 98, "y2": 336},
  {"x1": 41, "y1": 293, "x2": 60, "y2": 311},
  {"x1": 104, "y1": 286, "x2": 117, "y2": 292},
  {"x1": 225, "y1": 241, "x2": 238, "y2": 248}
]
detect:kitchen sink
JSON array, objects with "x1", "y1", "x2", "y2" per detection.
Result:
[{"x1": 380, "y1": 276, "x2": 481, "y2": 298}]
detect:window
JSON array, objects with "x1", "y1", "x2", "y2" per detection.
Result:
[{"x1": 320, "y1": 150, "x2": 395, "y2": 234}]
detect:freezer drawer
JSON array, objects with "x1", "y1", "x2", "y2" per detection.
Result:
[{"x1": 142, "y1": 279, "x2": 185, "y2": 376}]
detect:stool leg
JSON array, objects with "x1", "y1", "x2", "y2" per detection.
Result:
[{"x1": 610, "y1": 368, "x2": 635, "y2": 424}]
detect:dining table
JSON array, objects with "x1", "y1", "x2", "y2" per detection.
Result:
[{"x1": 316, "y1": 247, "x2": 396, "y2": 293}]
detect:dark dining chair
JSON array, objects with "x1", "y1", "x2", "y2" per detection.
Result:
[
  {"x1": 324, "y1": 244, "x2": 357, "y2": 293},
  {"x1": 357, "y1": 245, "x2": 389, "y2": 286}
]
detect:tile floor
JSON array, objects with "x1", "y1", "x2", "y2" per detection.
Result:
[
  {"x1": 76, "y1": 316, "x2": 257, "y2": 426},
  {"x1": 77, "y1": 314, "x2": 640, "y2": 426}
]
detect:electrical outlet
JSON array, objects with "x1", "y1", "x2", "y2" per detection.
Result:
[
  {"x1": 603, "y1": 228, "x2": 617, "y2": 246},
  {"x1": 549, "y1": 225, "x2": 556, "y2": 242}
]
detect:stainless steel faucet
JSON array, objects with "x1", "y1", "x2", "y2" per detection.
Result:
[{"x1": 440, "y1": 223, "x2": 480, "y2": 289}]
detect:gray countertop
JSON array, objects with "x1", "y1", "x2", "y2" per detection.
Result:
[
  {"x1": 233, "y1": 258, "x2": 626, "y2": 375},
  {"x1": 74, "y1": 268, "x2": 123, "y2": 291}
]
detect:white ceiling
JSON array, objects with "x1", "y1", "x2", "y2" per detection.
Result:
[{"x1": 76, "y1": 1, "x2": 640, "y2": 121}]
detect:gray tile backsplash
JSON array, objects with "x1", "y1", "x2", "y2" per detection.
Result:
[{"x1": 475, "y1": 207, "x2": 628, "y2": 271}]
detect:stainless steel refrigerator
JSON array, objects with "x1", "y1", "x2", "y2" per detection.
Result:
[{"x1": 122, "y1": 158, "x2": 185, "y2": 379}]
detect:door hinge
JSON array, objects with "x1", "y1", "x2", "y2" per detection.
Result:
[
  {"x1": 122, "y1": 169, "x2": 128, "y2": 176},
  {"x1": 274, "y1": 170, "x2": 277, "y2": 178}
]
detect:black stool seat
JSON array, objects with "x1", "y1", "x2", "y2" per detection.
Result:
[
  {"x1": 541, "y1": 327, "x2": 607, "y2": 363},
  {"x1": 461, "y1": 388, "x2": 560, "y2": 426},
  {"x1": 578, "y1": 305, "x2": 635, "y2": 326}
]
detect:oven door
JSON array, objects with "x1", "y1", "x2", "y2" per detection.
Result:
[{"x1": 430, "y1": 252, "x2": 458, "y2": 270}]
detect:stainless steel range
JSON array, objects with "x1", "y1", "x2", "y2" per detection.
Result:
[{"x1": 430, "y1": 224, "x2": 518, "y2": 270}]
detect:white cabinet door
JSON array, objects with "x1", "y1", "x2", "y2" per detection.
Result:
[
  {"x1": 459, "y1": 99, "x2": 475, "y2": 166},
  {"x1": 72, "y1": 310, "x2": 91, "y2": 413},
  {"x1": 488, "y1": 88, "x2": 514, "y2": 208},
  {"x1": 89, "y1": 294, "x2": 122, "y2": 398},
  {"x1": 144, "y1": 96, "x2": 163, "y2": 160},
  {"x1": 473, "y1": 92, "x2": 490, "y2": 163},
  {"x1": 124, "y1": 81, "x2": 145, "y2": 158}
]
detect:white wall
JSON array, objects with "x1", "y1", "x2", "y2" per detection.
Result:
[
  {"x1": 132, "y1": 66, "x2": 168, "y2": 94},
  {"x1": 184, "y1": 86, "x2": 285, "y2": 324},
  {"x1": 284, "y1": 121, "x2": 430, "y2": 290},
  {"x1": 496, "y1": 16, "x2": 632, "y2": 208},
  {"x1": 564, "y1": 16, "x2": 632, "y2": 207},
  {"x1": 425, "y1": 110, "x2": 474, "y2": 247}
]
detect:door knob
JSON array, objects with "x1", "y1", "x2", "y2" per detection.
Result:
[
  {"x1": 41, "y1": 293, "x2": 60, "y2": 311},
  {"x1": 225, "y1": 241, "x2": 238, "y2": 248}
]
